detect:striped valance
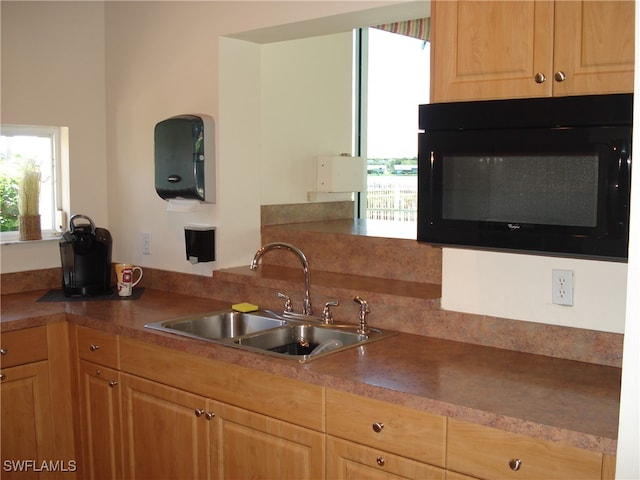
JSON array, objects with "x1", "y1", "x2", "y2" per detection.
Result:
[{"x1": 374, "y1": 17, "x2": 430, "y2": 42}]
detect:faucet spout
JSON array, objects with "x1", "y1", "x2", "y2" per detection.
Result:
[{"x1": 250, "y1": 242, "x2": 313, "y2": 315}]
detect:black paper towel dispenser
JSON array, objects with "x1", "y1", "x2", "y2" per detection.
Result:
[{"x1": 154, "y1": 114, "x2": 215, "y2": 202}]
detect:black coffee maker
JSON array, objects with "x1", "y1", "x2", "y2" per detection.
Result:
[{"x1": 59, "y1": 214, "x2": 112, "y2": 296}]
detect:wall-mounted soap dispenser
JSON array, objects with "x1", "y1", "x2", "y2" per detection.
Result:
[
  {"x1": 185, "y1": 225, "x2": 216, "y2": 264},
  {"x1": 154, "y1": 114, "x2": 215, "y2": 203}
]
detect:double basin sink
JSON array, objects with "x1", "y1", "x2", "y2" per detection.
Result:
[{"x1": 145, "y1": 309, "x2": 396, "y2": 362}]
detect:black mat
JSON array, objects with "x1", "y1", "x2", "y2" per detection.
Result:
[{"x1": 37, "y1": 288, "x2": 145, "y2": 302}]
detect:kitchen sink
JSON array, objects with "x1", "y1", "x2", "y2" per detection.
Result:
[
  {"x1": 145, "y1": 310, "x2": 287, "y2": 341},
  {"x1": 235, "y1": 324, "x2": 369, "y2": 358},
  {"x1": 145, "y1": 309, "x2": 396, "y2": 362}
]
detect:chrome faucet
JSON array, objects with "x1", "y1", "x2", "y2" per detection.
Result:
[
  {"x1": 353, "y1": 296, "x2": 370, "y2": 334},
  {"x1": 250, "y1": 242, "x2": 313, "y2": 315}
]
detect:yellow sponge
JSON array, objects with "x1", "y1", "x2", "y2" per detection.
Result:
[{"x1": 232, "y1": 302, "x2": 259, "y2": 313}]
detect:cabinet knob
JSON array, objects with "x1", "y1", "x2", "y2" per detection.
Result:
[
  {"x1": 372, "y1": 422, "x2": 384, "y2": 433},
  {"x1": 554, "y1": 71, "x2": 567, "y2": 82},
  {"x1": 376, "y1": 456, "x2": 385, "y2": 466},
  {"x1": 89, "y1": 344, "x2": 100, "y2": 352},
  {"x1": 0, "y1": 373, "x2": 5, "y2": 381},
  {"x1": 534, "y1": 72, "x2": 546, "y2": 84},
  {"x1": 108, "y1": 381, "x2": 118, "y2": 388},
  {"x1": 205, "y1": 412, "x2": 215, "y2": 421},
  {"x1": 509, "y1": 458, "x2": 523, "y2": 471},
  {"x1": 194, "y1": 408, "x2": 205, "y2": 417},
  {"x1": 0, "y1": 347, "x2": 7, "y2": 355}
]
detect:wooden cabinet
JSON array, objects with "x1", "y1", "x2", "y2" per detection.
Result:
[
  {"x1": 328, "y1": 437, "x2": 444, "y2": 480},
  {"x1": 0, "y1": 360, "x2": 54, "y2": 479},
  {"x1": 431, "y1": 0, "x2": 634, "y2": 102},
  {"x1": 212, "y1": 400, "x2": 325, "y2": 480},
  {"x1": 0, "y1": 325, "x2": 76, "y2": 479},
  {"x1": 77, "y1": 360, "x2": 122, "y2": 480},
  {"x1": 75, "y1": 326, "x2": 123, "y2": 480},
  {"x1": 120, "y1": 373, "x2": 209, "y2": 479},
  {"x1": 117, "y1": 335, "x2": 325, "y2": 479},
  {"x1": 447, "y1": 418, "x2": 604, "y2": 480},
  {"x1": 76, "y1": 325, "x2": 120, "y2": 369},
  {"x1": 326, "y1": 389, "x2": 446, "y2": 478}
]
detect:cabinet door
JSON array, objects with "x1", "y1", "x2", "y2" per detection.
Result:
[
  {"x1": 78, "y1": 360, "x2": 122, "y2": 480},
  {"x1": 211, "y1": 400, "x2": 324, "y2": 480},
  {"x1": 0, "y1": 361, "x2": 54, "y2": 479},
  {"x1": 447, "y1": 419, "x2": 603, "y2": 480},
  {"x1": 431, "y1": 0, "x2": 554, "y2": 102},
  {"x1": 553, "y1": 1, "x2": 634, "y2": 96},
  {"x1": 327, "y1": 437, "x2": 445, "y2": 480},
  {"x1": 120, "y1": 374, "x2": 210, "y2": 480}
]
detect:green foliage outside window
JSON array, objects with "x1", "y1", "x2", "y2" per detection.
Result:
[{"x1": 0, "y1": 174, "x2": 19, "y2": 231}]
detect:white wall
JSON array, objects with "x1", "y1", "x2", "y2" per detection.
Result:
[
  {"x1": 442, "y1": 250, "x2": 628, "y2": 333},
  {"x1": 0, "y1": 1, "x2": 108, "y2": 273},
  {"x1": 103, "y1": 1, "x2": 400, "y2": 274},
  {"x1": 260, "y1": 32, "x2": 354, "y2": 205}
]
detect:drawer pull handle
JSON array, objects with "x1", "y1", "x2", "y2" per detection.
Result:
[
  {"x1": 108, "y1": 381, "x2": 118, "y2": 388},
  {"x1": 0, "y1": 374, "x2": 5, "y2": 381},
  {"x1": 205, "y1": 412, "x2": 215, "y2": 421},
  {"x1": 376, "y1": 456, "x2": 385, "y2": 467},
  {"x1": 0, "y1": 348, "x2": 6, "y2": 355},
  {"x1": 509, "y1": 458, "x2": 522, "y2": 471},
  {"x1": 372, "y1": 422, "x2": 384, "y2": 433},
  {"x1": 194, "y1": 408, "x2": 205, "y2": 417},
  {"x1": 89, "y1": 344, "x2": 100, "y2": 352}
]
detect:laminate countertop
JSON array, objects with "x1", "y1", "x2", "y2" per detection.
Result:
[{"x1": 0, "y1": 288, "x2": 620, "y2": 455}]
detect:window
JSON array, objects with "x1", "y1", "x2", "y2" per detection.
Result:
[
  {"x1": 0, "y1": 125, "x2": 63, "y2": 240},
  {"x1": 357, "y1": 26, "x2": 430, "y2": 222}
]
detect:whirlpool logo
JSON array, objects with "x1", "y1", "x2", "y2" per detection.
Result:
[{"x1": 507, "y1": 223, "x2": 521, "y2": 231}]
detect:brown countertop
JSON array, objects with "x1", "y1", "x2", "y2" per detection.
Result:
[{"x1": 1, "y1": 288, "x2": 620, "y2": 456}]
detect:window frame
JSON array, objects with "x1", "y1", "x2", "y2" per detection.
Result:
[{"x1": 0, "y1": 124, "x2": 63, "y2": 242}]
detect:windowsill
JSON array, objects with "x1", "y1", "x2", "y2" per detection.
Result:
[{"x1": 1, "y1": 233, "x2": 62, "y2": 246}]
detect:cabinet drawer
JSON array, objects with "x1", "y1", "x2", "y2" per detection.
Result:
[
  {"x1": 77, "y1": 326, "x2": 119, "y2": 369},
  {"x1": 0, "y1": 326, "x2": 48, "y2": 367},
  {"x1": 326, "y1": 389, "x2": 446, "y2": 467},
  {"x1": 447, "y1": 419, "x2": 603, "y2": 480},
  {"x1": 328, "y1": 437, "x2": 445, "y2": 480}
]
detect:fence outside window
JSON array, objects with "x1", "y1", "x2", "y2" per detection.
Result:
[{"x1": 366, "y1": 176, "x2": 417, "y2": 222}]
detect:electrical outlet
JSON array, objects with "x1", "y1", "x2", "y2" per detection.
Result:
[
  {"x1": 141, "y1": 232, "x2": 152, "y2": 255},
  {"x1": 552, "y1": 269, "x2": 573, "y2": 306}
]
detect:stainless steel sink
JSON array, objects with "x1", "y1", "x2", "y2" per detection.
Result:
[
  {"x1": 145, "y1": 309, "x2": 396, "y2": 362},
  {"x1": 235, "y1": 324, "x2": 368, "y2": 359},
  {"x1": 145, "y1": 310, "x2": 287, "y2": 341}
]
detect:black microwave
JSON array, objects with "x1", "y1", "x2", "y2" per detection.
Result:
[{"x1": 417, "y1": 93, "x2": 632, "y2": 262}]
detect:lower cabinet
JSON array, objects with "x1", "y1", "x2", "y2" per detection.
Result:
[
  {"x1": 120, "y1": 373, "x2": 209, "y2": 479},
  {"x1": 70, "y1": 328, "x2": 616, "y2": 480},
  {"x1": 77, "y1": 360, "x2": 123, "y2": 480},
  {"x1": 1, "y1": 324, "x2": 75, "y2": 480},
  {"x1": 212, "y1": 401, "x2": 325, "y2": 479},
  {"x1": 446, "y1": 418, "x2": 605, "y2": 480},
  {"x1": 119, "y1": 372, "x2": 324, "y2": 480},
  {"x1": 326, "y1": 389, "x2": 447, "y2": 479},
  {"x1": 328, "y1": 437, "x2": 444, "y2": 480},
  {"x1": 0, "y1": 361, "x2": 54, "y2": 479}
]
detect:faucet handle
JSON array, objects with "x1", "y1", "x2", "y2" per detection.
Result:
[
  {"x1": 277, "y1": 292, "x2": 293, "y2": 313},
  {"x1": 322, "y1": 300, "x2": 340, "y2": 324}
]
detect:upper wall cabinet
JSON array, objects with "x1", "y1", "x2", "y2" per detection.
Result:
[{"x1": 431, "y1": 0, "x2": 635, "y2": 102}]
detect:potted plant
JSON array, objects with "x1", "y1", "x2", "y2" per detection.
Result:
[{"x1": 18, "y1": 160, "x2": 41, "y2": 240}]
